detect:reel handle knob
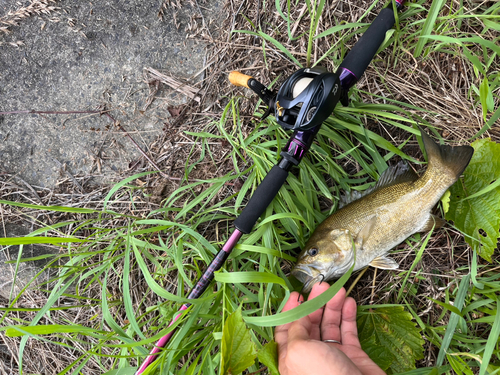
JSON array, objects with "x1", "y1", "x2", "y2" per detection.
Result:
[{"x1": 229, "y1": 71, "x2": 253, "y2": 88}]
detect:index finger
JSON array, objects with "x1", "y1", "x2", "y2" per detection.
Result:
[{"x1": 275, "y1": 291, "x2": 304, "y2": 346}]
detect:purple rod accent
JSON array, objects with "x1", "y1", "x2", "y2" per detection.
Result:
[
  {"x1": 135, "y1": 305, "x2": 189, "y2": 374},
  {"x1": 338, "y1": 67, "x2": 358, "y2": 91},
  {"x1": 339, "y1": 66, "x2": 357, "y2": 80},
  {"x1": 135, "y1": 230, "x2": 242, "y2": 374},
  {"x1": 222, "y1": 229, "x2": 243, "y2": 252}
]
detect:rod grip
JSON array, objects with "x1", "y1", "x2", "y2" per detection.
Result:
[
  {"x1": 229, "y1": 71, "x2": 253, "y2": 88},
  {"x1": 234, "y1": 165, "x2": 289, "y2": 234},
  {"x1": 339, "y1": 7, "x2": 396, "y2": 80}
]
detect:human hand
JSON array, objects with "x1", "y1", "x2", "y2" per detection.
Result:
[{"x1": 275, "y1": 283, "x2": 385, "y2": 375}]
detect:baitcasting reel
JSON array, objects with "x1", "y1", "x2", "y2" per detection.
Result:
[
  {"x1": 275, "y1": 67, "x2": 341, "y2": 131},
  {"x1": 229, "y1": 66, "x2": 342, "y2": 132}
]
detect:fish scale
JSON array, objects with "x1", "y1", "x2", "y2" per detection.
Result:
[{"x1": 292, "y1": 129, "x2": 474, "y2": 292}]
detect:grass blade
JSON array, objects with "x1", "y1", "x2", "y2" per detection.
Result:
[
  {"x1": 436, "y1": 274, "x2": 471, "y2": 366},
  {"x1": 233, "y1": 30, "x2": 302, "y2": 66},
  {"x1": 214, "y1": 271, "x2": 288, "y2": 287},
  {"x1": 413, "y1": 0, "x2": 446, "y2": 57},
  {"x1": 123, "y1": 233, "x2": 147, "y2": 340},
  {"x1": 479, "y1": 299, "x2": 500, "y2": 375},
  {"x1": 0, "y1": 237, "x2": 84, "y2": 245},
  {"x1": 244, "y1": 264, "x2": 353, "y2": 327}
]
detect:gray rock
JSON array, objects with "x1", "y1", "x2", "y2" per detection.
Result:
[{"x1": 0, "y1": 0, "x2": 219, "y2": 188}]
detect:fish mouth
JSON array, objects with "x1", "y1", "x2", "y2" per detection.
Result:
[{"x1": 291, "y1": 265, "x2": 321, "y2": 293}]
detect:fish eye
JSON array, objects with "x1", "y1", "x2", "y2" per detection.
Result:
[{"x1": 308, "y1": 248, "x2": 319, "y2": 257}]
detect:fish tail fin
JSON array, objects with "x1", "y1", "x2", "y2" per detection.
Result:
[{"x1": 420, "y1": 126, "x2": 474, "y2": 180}]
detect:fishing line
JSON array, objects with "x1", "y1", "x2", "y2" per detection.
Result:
[{"x1": 297, "y1": 284, "x2": 305, "y2": 302}]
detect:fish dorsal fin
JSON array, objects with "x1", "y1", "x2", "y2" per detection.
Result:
[
  {"x1": 339, "y1": 190, "x2": 363, "y2": 209},
  {"x1": 420, "y1": 214, "x2": 446, "y2": 232},
  {"x1": 373, "y1": 161, "x2": 419, "y2": 191},
  {"x1": 354, "y1": 216, "x2": 377, "y2": 249},
  {"x1": 339, "y1": 162, "x2": 418, "y2": 209},
  {"x1": 370, "y1": 255, "x2": 399, "y2": 270}
]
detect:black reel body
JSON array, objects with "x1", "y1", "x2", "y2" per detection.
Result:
[{"x1": 275, "y1": 67, "x2": 341, "y2": 131}]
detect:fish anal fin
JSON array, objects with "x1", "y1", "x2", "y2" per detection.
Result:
[
  {"x1": 370, "y1": 255, "x2": 399, "y2": 270},
  {"x1": 420, "y1": 214, "x2": 446, "y2": 232},
  {"x1": 355, "y1": 216, "x2": 377, "y2": 249}
]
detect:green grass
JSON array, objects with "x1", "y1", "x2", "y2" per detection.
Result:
[{"x1": 1, "y1": 0, "x2": 499, "y2": 374}]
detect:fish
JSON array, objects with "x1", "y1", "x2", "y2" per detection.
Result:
[{"x1": 291, "y1": 128, "x2": 474, "y2": 292}]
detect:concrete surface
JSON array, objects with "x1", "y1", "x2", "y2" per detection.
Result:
[
  {"x1": 0, "y1": 223, "x2": 55, "y2": 300},
  {"x1": 0, "y1": 0, "x2": 217, "y2": 188}
]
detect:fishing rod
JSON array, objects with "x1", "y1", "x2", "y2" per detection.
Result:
[{"x1": 135, "y1": 1, "x2": 404, "y2": 373}]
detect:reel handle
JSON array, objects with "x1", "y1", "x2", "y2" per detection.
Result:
[
  {"x1": 229, "y1": 71, "x2": 275, "y2": 107},
  {"x1": 229, "y1": 71, "x2": 253, "y2": 88}
]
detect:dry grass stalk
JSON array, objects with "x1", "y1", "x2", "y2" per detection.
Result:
[
  {"x1": 0, "y1": 0, "x2": 60, "y2": 47},
  {"x1": 0, "y1": 0, "x2": 59, "y2": 31},
  {"x1": 158, "y1": 0, "x2": 183, "y2": 18},
  {"x1": 145, "y1": 67, "x2": 201, "y2": 103}
]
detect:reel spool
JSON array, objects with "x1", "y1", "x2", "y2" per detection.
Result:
[{"x1": 274, "y1": 67, "x2": 341, "y2": 131}]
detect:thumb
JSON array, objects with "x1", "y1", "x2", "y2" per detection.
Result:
[{"x1": 287, "y1": 315, "x2": 312, "y2": 343}]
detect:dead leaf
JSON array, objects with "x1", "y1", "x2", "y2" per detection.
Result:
[{"x1": 167, "y1": 105, "x2": 184, "y2": 117}]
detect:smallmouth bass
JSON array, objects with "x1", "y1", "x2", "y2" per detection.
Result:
[{"x1": 292, "y1": 128, "x2": 474, "y2": 292}]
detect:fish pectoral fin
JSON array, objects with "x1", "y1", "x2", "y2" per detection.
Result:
[
  {"x1": 420, "y1": 214, "x2": 446, "y2": 232},
  {"x1": 370, "y1": 255, "x2": 399, "y2": 270},
  {"x1": 355, "y1": 216, "x2": 377, "y2": 249}
]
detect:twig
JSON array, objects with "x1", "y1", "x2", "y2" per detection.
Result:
[
  {"x1": 194, "y1": 0, "x2": 212, "y2": 40},
  {"x1": 51, "y1": 158, "x2": 84, "y2": 192},
  {"x1": 160, "y1": 175, "x2": 238, "y2": 186},
  {"x1": 0, "y1": 110, "x2": 105, "y2": 115},
  {"x1": 145, "y1": 68, "x2": 200, "y2": 102},
  {"x1": 100, "y1": 112, "x2": 170, "y2": 179},
  {"x1": 142, "y1": 78, "x2": 160, "y2": 112},
  {"x1": 11, "y1": 175, "x2": 43, "y2": 203},
  {"x1": 370, "y1": 267, "x2": 377, "y2": 304},
  {"x1": 346, "y1": 267, "x2": 368, "y2": 297}
]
